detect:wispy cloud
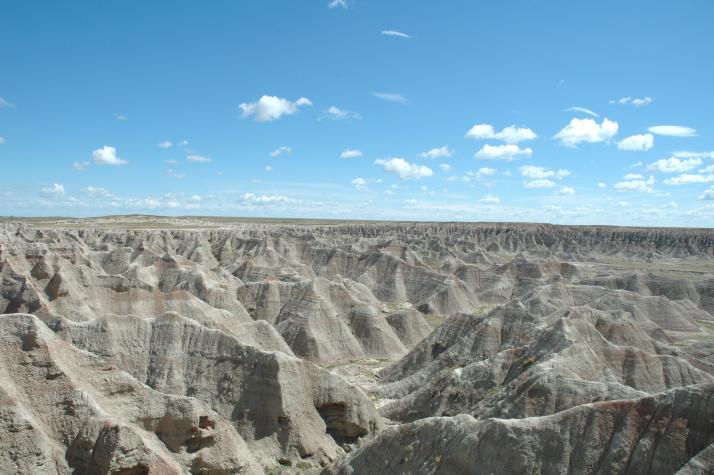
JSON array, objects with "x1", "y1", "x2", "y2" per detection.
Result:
[
  {"x1": 187, "y1": 154, "x2": 212, "y2": 163},
  {"x1": 113, "y1": 113, "x2": 127, "y2": 121},
  {"x1": 0, "y1": 97, "x2": 15, "y2": 108},
  {"x1": 419, "y1": 146, "x2": 452, "y2": 159},
  {"x1": 328, "y1": 0, "x2": 347, "y2": 8},
  {"x1": 239, "y1": 95, "x2": 312, "y2": 122},
  {"x1": 371, "y1": 92, "x2": 408, "y2": 104},
  {"x1": 381, "y1": 30, "x2": 411, "y2": 39},
  {"x1": 614, "y1": 175, "x2": 655, "y2": 192},
  {"x1": 158, "y1": 141, "x2": 173, "y2": 149},
  {"x1": 270, "y1": 146, "x2": 292, "y2": 157},
  {"x1": 648, "y1": 125, "x2": 697, "y2": 137},
  {"x1": 610, "y1": 96, "x2": 653, "y2": 107},
  {"x1": 524, "y1": 179, "x2": 556, "y2": 189},
  {"x1": 558, "y1": 186, "x2": 575, "y2": 195},
  {"x1": 519, "y1": 165, "x2": 570, "y2": 179},
  {"x1": 663, "y1": 174, "x2": 714, "y2": 185},
  {"x1": 324, "y1": 105, "x2": 361, "y2": 120},
  {"x1": 565, "y1": 107, "x2": 598, "y2": 118},
  {"x1": 41, "y1": 183, "x2": 65, "y2": 195}
]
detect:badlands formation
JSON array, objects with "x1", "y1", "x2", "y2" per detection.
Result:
[{"x1": 0, "y1": 216, "x2": 713, "y2": 474}]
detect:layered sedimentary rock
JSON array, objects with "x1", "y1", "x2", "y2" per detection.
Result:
[{"x1": 0, "y1": 218, "x2": 713, "y2": 473}]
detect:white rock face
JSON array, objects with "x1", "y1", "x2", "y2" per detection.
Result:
[{"x1": 0, "y1": 218, "x2": 713, "y2": 473}]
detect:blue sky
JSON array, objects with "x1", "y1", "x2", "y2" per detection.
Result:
[{"x1": 1, "y1": 1, "x2": 713, "y2": 225}]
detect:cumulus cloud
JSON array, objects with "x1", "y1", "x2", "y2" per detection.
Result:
[
  {"x1": 475, "y1": 144, "x2": 533, "y2": 161},
  {"x1": 158, "y1": 141, "x2": 173, "y2": 149},
  {"x1": 351, "y1": 177, "x2": 381, "y2": 190},
  {"x1": 439, "y1": 163, "x2": 451, "y2": 172},
  {"x1": 610, "y1": 96, "x2": 653, "y2": 107},
  {"x1": 270, "y1": 146, "x2": 292, "y2": 157},
  {"x1": 565, "y1": 107, "x2": 598, "y2": 117},
  {"x1": 614, "y1": 175, "x2": 655, "y2": 192},
  {"x1": 381, "y1": 30, "x2": 411, "y2": 38},
  {"x1": 597, "y1": 182, "x2": 607, "y2": 188},
  {"x1": 524, "y1": 179, "x2": 556, "y2": 189},
  {"x1": 42, "y1": 183, "x2": 65, "y2": 195},
  {"x1": 92, "y1": 146, "x2": 127, "y2": 166},
  {"x1": 699, "y1": 186, "x2": 714, "y2": 200},
  {"x1": 618, "y1": 133, "x2": 654, "y2": 151},
  {"x1": 187, "y1": 154, "x2": 212, "y2": 163},
  {"x1": 468, "y1": 167, "x2": 497, "y2": 178},
  {"x1": 83, "y1": 186, "x2": 112, "y2": 197},
  {"x1": 341, "y1": 149, "x2": 362, "y2": 159},
  {"x1": 239, "y1": 95, "x2": 312, "y2": 122},
  {"x1": 554, "y1": 117, "x2": 618, "y2": 147},
  {"x1": 648, "y1": 125, "x2": 697, "y2": 137},
  {"x1": 558, "y1": 186, "x2": 575, "y2": 195},
  {"x1": 324, "y1": 106, "x2": 361, "y2": 120},
  {"x1": 647, "y1": 157, "x2": 702, "y2": 173},
  {"x1": 465, "y1": 124, "x2": 537, "y2": 144},
  {"x1": 419, "y1": 146, "x2": 452, "y2": 159},
  {"x1": 479, "y1": 194, "x2": 500, "y2": 204},
  {"x1": 519, "y1": 166, "x2": 570, "y2": 179},
  {"x1": 371, "y1": 92, "x2": 408, "y2": 104},
  {"x1": 663, "y1": 174, "x2": 714, "y2": 186},
  {"x1": 375, "y1": 157, "x2": 433, "y2": 179}
]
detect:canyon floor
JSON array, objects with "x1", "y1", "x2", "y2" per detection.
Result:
[{"x1": 1, "y1": 216, "x2": 713, "y2": 474}]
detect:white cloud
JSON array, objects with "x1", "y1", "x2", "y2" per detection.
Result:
[
  {"x1": 239, "y1": 95, "x2": 312, "y2": 122},
  {"x1": 351, "y1": 177, "x2": 381, "y2": 190},
  {"x1": 700, "y1": 164, "x2": 714, "y2": 174},
  {"x1": 465, "y1": 124, "x2": 537, "y2": 143},
  {"x1": 73, "y1": 161, "x2": 90, "y2": 170},
  {"x1": 371, "y1": 92, "x2": 408, "y2": 104},
  {"x1": 663, "y1": 174, "x2": 714, "y2": 186},
  {"x1": 565, "y1": 107, "x2": 598, "y2": 117},
  {"x1": 419, "y1": 146, "x2": 452, "y2": 159},
  {"x1": 648, "y1": 125, "x2": 697, "y2": 137},
  {"x1": 165, "y1": 159, "x2": 178, "y2": 165},
  {"x1": 240, "y1": 193, "x2": 293, "y2": 205},
  {"x1": 265, "y1": 165, "x2": 273, "y2": 172},
  {"x1": 558, "y1": 186, "x2": 575, "y2": 195},
  {"x1": 519, "y1": 166, "x2": 570, "y2": 179},
  {"x1": 673, "y1": 151, "x2": 714, "y2": 159},
  {"x1": 113, "y1": 113, "x2": 127, "y2": 121},
  {"x1": 554, "y1": 117, "x2": 618, "y2": 147},
  {"x1": 0, "y1": 97, "x2": 15, "y2": 108},
  {"x1": 381, "y1": 30, "x2": 411, "y2": 38},
  {"x1": 479, "y1": 194, "x2": 500, "y2": 204},
  {"x1": 270, "y1": 146, "x2": 292, "y2": 157},
  {"x1": 614, "y1": 175, "x2": 655, "y2": 192},
  {"x1": 698, "y1": 186, "x2": 714, "y2": 200},
  {"x1": 328, "y1": 0, "x2": 347, "y2": 8},
  {"x1": 375, "y1": 157, "x2": 433, "y2": 179},
  {"x1": 158, "y1": 141, "x2": 173, "y2": 149},
  {"x1": 341, "y1": 149, "x2": 363, "y2": 159},
  {"x1": 83, "y1": 186, "x2": 112, "y2": 197},
  {"x1": 42, "y1": 183, "x2": 65, "y2": 195},
  {"x1": 0, "y1": 136, "x2": 5, "y2": 144},
  {"x1": 618, "y1": 133, "x2": 653, "y2": 151},
  {"x1": 187, "y1": 154, "x2": 212, "y2": 163},
  {"x1": 524, "y1": 179, "x2": 556, "y2": 189},
  {"x1": 597, "y1": 182, "x2": 607, "y2": 188},
  {"x1": 324, "y1": 106, "x2": 361, "y2": 120},
  {"x1": 467, "y1": 167, "x2": 497, "y2": 178},
  {"x1": 647, "y1": 157, "x2": 702, "y2": 173},
  {"x1": 610, "y1": 96, "x2": 653, "y2": 107},
  {"x1": 92, "y1": 146, "x2": 127, "y2": 166},
  {"x1": 475, "y1": 144, "x2": 533, "y2": 160},
  {"x1": 439, "y1": 163, "x2": 451, "y2": 172},
  {"x1": 624, "y1": 173, "x2": 643, "y2": 180}
]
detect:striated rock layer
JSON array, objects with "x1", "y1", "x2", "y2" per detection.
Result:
[{"x1": 0, "y1": 218, "x2": 713, "y2": 473}]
